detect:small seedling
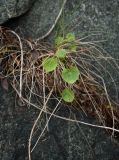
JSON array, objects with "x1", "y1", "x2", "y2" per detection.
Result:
[
  {"x1": 61, "y1": 88, "x2": 74, "y2": 102},
  {"x1": 66, "y1": 33, "x2": 76, "y2": 42},
  {"x1": 42, "y1": 32, "x2": 79, "y2": 102},
  {"x1": 55, "y1": 36, "x2": 64, "y2": 46},
  {"x1": 61, "y1": 66, "x2": 80, "y2": 84},
  {"x1": 42, "y1": 57, "x2": 58, "y2": 73},
  {"x1": 56, "y1": 48, "x2": 67, "y2": 58}
]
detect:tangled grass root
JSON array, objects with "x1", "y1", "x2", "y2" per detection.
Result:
[{"x1": 0, "y1": 27, "x2": 119, "y2": 141}]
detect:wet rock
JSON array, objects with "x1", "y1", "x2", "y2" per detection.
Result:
[{"x1": 0, "y1": 0, "x2": 36, "y2": 24}]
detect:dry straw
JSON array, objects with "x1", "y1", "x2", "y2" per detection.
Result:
[{"x1": 0, "y1": 27, "x2": 119, "y2": 159}]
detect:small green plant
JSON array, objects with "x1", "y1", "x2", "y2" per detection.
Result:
[
  {"x1": 42, "y1": 33, "x2": 79, "y2": 102},
  {"x1": 61, "y1": 66, "x2": 80, "y2": 84},
  {"x1": 42, "y1": 57, "x2": 58, "y2": 73},
  {"x1": 61, "y1": 88, "x2": 75, "y2": 103},
  {"x1": 56, "y1": 48, "x2": 67, "y2": 58}
]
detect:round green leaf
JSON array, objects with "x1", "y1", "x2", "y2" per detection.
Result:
[
  {"x1": 66, "y1": 33, "x2": 75, "y2": 42},
  {"x1": 61, "y1": 66, "x2": 80, "y2": 84},
  {"x1": 56, "y1": 48, "x2": 67, "y2": 58},
  {"x1": 42, "y1": 57, "x2": 58, "y2": 73},
  {"x1": 55, "y1": 36, "x2": 64, "y2": 46},
  {"x1": 70, "y1": 43, "x2": 77, "y2": 52},
  {"x1": 61, "y1": 88, "x2": 74, "y2": 102}
]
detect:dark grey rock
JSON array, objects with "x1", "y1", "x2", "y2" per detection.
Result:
[
  {"x1": 1, "y1": 0, "x2": 119, "y2": 160},
  {"x1": 0, "y1": 86, "x2": 39, "y2": 160},
  {"x1": 31, "y1": 105, "x2": 119, "y2": 160},
  {"x1": 61, "y1": 0, "x2": 119, "y2": 101},
  {"x1": 4, "y1": 0, "x2": 61, "y2": 39},
  {"x1": 0, "y1": 91, "x2": 119, "y2": 160},
  {"x1": 63, "y1": 0, "x2": 119, "y2": 54},
  {"x1": 0, "y1": 0, "x2": 36, "y2": 24}
]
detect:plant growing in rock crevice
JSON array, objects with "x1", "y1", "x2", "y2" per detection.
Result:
[
  {"x1": 1, "y1": 27, "x2": 119, "y2": 160},
  {"x1": 0, "y1": 27, "x2": 119, "y2": 127},
  {"x1": 42, "y1": 33, "x2": 79, "y2": 102}
]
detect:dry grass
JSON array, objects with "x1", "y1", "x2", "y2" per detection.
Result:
[{"x1": 0, "y1": 27, "x2": 119, "y2": 159}]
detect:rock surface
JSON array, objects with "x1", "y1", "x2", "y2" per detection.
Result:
[
  {"x1": 0, "y1": 0, "x2": 36, "y2": 24},
  {"x1": 4, "y1": 0, "x2": 61, "y2": 39},
  {"x1": 0, "y1": 88, "x2": 119, "y2": 160},
  {"x1": 0, "y1": 0, "x2": 119, "y2": 160}
]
